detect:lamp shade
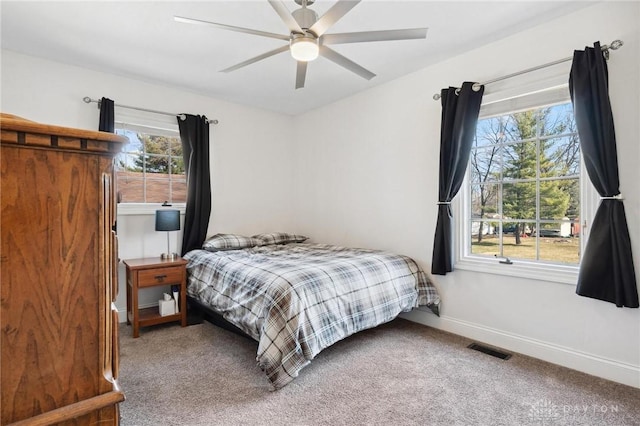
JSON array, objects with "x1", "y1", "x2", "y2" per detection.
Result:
[{"x1": 155, "y1": 210, "x2": 180, "y2": 232}]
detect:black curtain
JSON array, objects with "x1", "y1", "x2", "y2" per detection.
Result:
[
  {"x1": 99, "y1": 97, "x2": 115, "y2": 132},
  {"x1": 569, "y1": 42, "x2": 638, "y2": 308},
  {"x1": 177, "y1": 114, "x2": 211, "y2": 255},
  {"x1": 431, "y1": 82, "x2": 484, "y2": 275}
]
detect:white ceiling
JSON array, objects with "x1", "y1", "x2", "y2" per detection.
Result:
[{"x1": 1, "y1": 1, "x2": 594, "y2": 116}]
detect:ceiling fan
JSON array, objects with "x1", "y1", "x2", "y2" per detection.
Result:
[{"x1": 174, "y1": 0, "x2": 428, "y2": 89}]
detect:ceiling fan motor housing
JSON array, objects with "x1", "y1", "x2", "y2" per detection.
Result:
[{"x1": 292, "y1": 7, "x2": 318, "y2": 31}]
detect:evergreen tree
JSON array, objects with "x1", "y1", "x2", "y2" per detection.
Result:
[
  {"x1": 130, "y1": 134, "x2": 184, "y2": 174},
  {"x1": 501, "y1": 108, "x2": 570, "y2": 244}
]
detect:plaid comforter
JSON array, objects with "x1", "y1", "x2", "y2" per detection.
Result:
[{"x1": 184, "y1": 243, "x2": 440, "y2": 389}]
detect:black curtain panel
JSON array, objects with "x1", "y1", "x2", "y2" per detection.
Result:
[
  {"x1": 177, "y1": 114, "x2": 212, "y2": 256},
  {"x1": 98, "y1": 97, "x2": 115, "y2": 133},
  {"x1": 431, "y1": 82, "x2": 484, "y2": 275},
  {"x1": 569, "y1": 42, "x2": 638, "y2": 308}
]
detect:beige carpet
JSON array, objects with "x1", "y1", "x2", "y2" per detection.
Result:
[{"x1": 118, "y1": 319, "x2": 640, "y2": 426}]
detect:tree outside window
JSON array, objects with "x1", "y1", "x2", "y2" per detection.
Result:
[
  {"x1": 469, "y1": 102, "x2": 581, "y2": 264},
  {"x1": 115, "y1": 130, "x2": 187, "y2": 204}
]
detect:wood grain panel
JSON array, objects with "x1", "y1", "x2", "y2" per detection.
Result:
[
  {"x1": 137, "y1": 266, "x2": 185, "y2": 287},
  {"x1": 1, "y1": 114, "x2": 124, "y2": 425},
  {"x1": 1, "y1": 147, "x2": 102, "y2": 422}
]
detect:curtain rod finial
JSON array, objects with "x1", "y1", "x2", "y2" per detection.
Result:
[
  {"x1": 433, "y1": 93, "x2": 441, "y2": 100},
  {"x1": 610, "y1": 40, "x2": 623, "y2": 50},
  {"x1": 82, "y1": 96, "x2": 92, "y2": 103}
]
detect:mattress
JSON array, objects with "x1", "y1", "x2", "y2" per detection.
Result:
[{"x1": 184, "y1": 242, "x2": 440, "y2": 388}]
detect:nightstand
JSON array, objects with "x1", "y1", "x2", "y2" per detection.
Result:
[{"x1": 124, "y1": 257, "x2": 188, "y2": 338}]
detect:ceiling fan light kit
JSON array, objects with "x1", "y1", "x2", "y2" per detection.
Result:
[
  {"x1": 175, "y1": 0, "x2": 427, "y2": 89},
  {"x1": 290, "y1": 33, "x2": 319, "y2": 61}
]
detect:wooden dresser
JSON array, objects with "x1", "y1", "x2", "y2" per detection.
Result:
[{"x1": 1, "y1": 113, "x2": 127, "y2": 425}]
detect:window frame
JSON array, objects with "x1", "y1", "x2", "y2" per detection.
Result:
[
  {"x1": 113, "y1": 110, "x2": 187, "y2": 215},
  {"x1": 454, "y1": 84, "x2": 597, "y2": 285}
]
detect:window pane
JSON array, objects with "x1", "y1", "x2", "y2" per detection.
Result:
[
  {"x1": 470, "y1": 221, "x2": 499, "y2": 257},
  {"x1": 539, "y1": 234, "x2": 580, "y2": 264},
  {"x1": 144, "y1": 154, "x2": 172, "y2": 174},
  {"x1": 170, "y1": 138, "x2": 183, "y2": 157},
  {"x1": 475, "y1": 117, "x2": 507, "y2": 148},
  {"x1": 116, "y1": 174, "x2": 144, "y2": 203},
  {"x1": 540, "y1": 103, "x2": 576, "y2": 137},
  {"x1": 116, "y1": 129, "x2": 142, "y2": 153},
  {"x1": 503, "y1": 233, "x2": 537, "y2": 261},
  {"x1": 542, "y1": 136, "x2": 580, "y2": 177},
  {"x1": 470, "y1": 146, "x2": 501, "y2": 183},
  {"x1": 145, "y1": 177, "x2": 171, "y2": 203},
  {"x1": 501, "y1": 222, "x2": 532, "y2": 236},
  {"x1": 171, "y1": 156, "x2": 185, "y2": 176},
  {"x1": 562, "y1": 178, "x2": 580, "y2": 219},
  {"x1": 503, "y1": 141, "x2": 537, "y2": 180},
  {"x1": 115, "y1": 125, "x2": 183, "y2": 203},
  {"x1": 502, "y1": 234, "x2": 537, "y2": 260},
  {"x1": 540, "y1": 179, "x2": 573, "y2": 220},
  {"x1": 471, "y1": 183, "x2": 499, "y2": 218},
  {"x1": 504, "y1": 111, "x2": 536, "y2": 141},
  {"x1": 115, "y1": 153, "x2": 142, "y2": 173},
  {"x1": 141, "y1": 134, "x2": 171, "y2": 155},
  {"x1": 467, "y1": 100, "x2": 581, "y2": 267},
  {"x1": 503, "y1": 182, "x2": 536, "y2": 219}
]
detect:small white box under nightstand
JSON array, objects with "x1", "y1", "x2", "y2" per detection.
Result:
[{"x1": 159, "y1": 299, "x2": 176, "y2": 316}]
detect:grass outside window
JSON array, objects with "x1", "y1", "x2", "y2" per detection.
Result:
[{"x1": 471, "y1": 233, "x2": 580, "y2": 264}]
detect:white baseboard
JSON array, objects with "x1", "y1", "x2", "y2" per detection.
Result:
[
  {"x1": 117, "y1": 307, "x2": 127, "y2": 323},
  {"x1": 402, "y1": 308, "x2": 640, "y2": 389}
]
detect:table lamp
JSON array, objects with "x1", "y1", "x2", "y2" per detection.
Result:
[{"x1": 155, "y1": 209, "x2": 180, "y2": 260}]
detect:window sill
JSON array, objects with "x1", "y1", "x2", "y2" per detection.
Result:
[
  {"x1": 117, "y1": 203, "x2": 186, "y2": 216},
  {"x1": 455, "y1": 256, "x2": 579, "y2": 285}
]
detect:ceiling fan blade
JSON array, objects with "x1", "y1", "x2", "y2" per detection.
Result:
[
  {"x1": 320, "y1": 46, "x2": 375, "y2": 80},
  {"x1": 295, "y1": 61, "x2": 308, "y2": 89},
  {"x1": 322, "y1": 28, "x2": 428, "y2": 45},
  {"x1": 174, "y1": 16, "x2": 289, "y2": 41},
  {"x1": 221, "y1": 45, "x2": 290, "y2": 73},
  {"x1": 268, "y1": 0, "x2": 303, "y2": 33},
  {"x1": 309, "y1": 0, "x2": 361, "y2": 37}
]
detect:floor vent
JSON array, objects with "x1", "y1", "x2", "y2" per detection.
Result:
[{"x1": 467, "y1": 343, "x2": 512, "y2": 360}]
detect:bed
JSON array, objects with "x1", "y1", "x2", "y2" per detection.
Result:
[{"x1": 184, "y1": 233, "x2": 440, "y2": 389}]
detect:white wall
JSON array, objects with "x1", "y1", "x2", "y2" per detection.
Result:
[
  {"x1": 1, "y1": 50, "x2": 296, "y2": 315},
  {"x1": 292, "y1": 2, "x2": 640, "y2": 388},
  {"x1": 2, "y1": 1, "x2": 638, "y2": 388}
]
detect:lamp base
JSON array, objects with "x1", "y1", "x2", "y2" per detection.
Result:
[{"x1": 161, "y1": 253, "x2": 179, "y2": 261}]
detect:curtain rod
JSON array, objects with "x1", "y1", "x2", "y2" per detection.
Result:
[
  {"x1": 82, "y1": 97, "x2": 219, "y2": 124},
  {"x1": 432, "y1": 40, "x2": 624, "y2": 100}
]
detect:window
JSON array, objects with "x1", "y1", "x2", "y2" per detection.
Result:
[
  {"x1": 115, "y1": 123, "x2": 186, "y2": 204},
  {"x1": 457, "y1": 86, "x2": 591, "y2": 282}
]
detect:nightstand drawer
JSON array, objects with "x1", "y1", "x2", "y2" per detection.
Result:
[{"x1": 137, "y1": 266, "x2": 183, "y2": 287}]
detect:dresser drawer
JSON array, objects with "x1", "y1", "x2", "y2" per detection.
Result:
[{"x1": 137, "y1": 266, "x2": 183, "y2": 287}]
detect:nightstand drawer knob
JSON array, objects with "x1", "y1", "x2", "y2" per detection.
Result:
[{"x1": 154, "y1": 274, "x2": 167, "y2": 281}]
